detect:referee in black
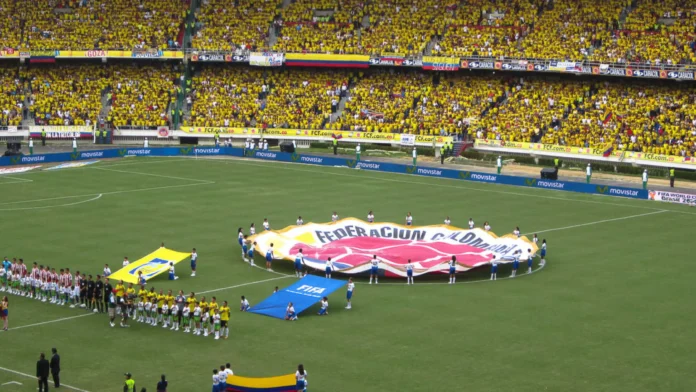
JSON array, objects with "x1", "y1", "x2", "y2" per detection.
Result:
[
  {"x1": 79, "y1": 273, "x2": 87, "y2": 308},
  {"x1": 86, "y1": 275, "x2": 95, "y2": 311},
  {"x1": 50, "y1": 348, "x2": 60, "y2": 388},
  {"x1": 94, "y1": 275, "x2": 104, "y2": 313},
  {"x1": 103, "y1": 276, "x2": 113, "y2": 313}
]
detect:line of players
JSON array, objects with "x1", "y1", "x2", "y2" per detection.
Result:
[{"x1": 0, "y1": 256, "x2": 254, "y2": 340}]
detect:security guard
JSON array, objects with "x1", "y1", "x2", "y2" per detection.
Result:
[
  {"x1": 440, "y1": 145, "x2": 445, "y2": 164},
  {"x1": 446, "y1": 142, "x2": 452, "y2": 157},
  {"x1": 124, "y1": 373, "x2": 136, "y2": 392},
  {"x1": 669, "y1": 167, "x2": 675, "y2": 188},
  {"x1": 333, "y1": 137, "x2": 338, "y2": 155},
  {"x1": 214, "y1": 132, "x2": 220, "y2": 147},
  {"x1": 41, "y1": 128, "x2": 46, "y2": 146},
  {"x1": 554, "y1": 158, "x2": 559, "y2": 168}
]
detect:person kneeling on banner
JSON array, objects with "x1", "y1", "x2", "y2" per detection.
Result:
[
  {"x1": 285, "y1": 302, "x2": 297, "y2": 321},
  {"x1": 318, "y1": 297, "x2": 328, "y2": 316}
]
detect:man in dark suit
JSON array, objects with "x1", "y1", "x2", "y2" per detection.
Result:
[
  {"x1": 50, "y1": 348, "x2": 60, "y2": 388},
  {"x1": 36, "y1": 352, "x2": 50, "y2": 392}
]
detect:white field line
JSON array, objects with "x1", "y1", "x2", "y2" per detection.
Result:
[
  {"x1": 178, "y1": 156, "x2": 695, "y2": 214},
  {"x1": 0, "y1": 312, "x2": 96, "y2": 332},
  {"x1": 522, "y1": 210, "x2": 669, "y2": 236},
  {"x1": 0, "y1": 175, "x2": 33, "y2": 184},
  {"x1": 91, "y1": 166, "x2": 214, "y2": 183},
  {"x1": 0, "y1": 366, "x2": 90, "y2": 392},
  {"x1": 1, "y1": 381, "x2": 22, "y2": 386},
  {"x1": 0, "y1": 182, "x2": 214, "y2": 206},
  {"x1": 198, "y1": 275, "x2": 294, "y2": 294},
  {"x1": 0, "y1": 194, "x2": 102, "y2": 211}
]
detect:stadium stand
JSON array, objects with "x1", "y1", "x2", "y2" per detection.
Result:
[
  {"x1": 273, "y1": 0, "x2": 360, "y2": 54},
  {"x1": 591, "y1": 0, "x2": 696, "y2": 65},
  {"x1": 339, "y1": 70, "x2": 506, "y2": 136},
  {"x1": 108, "y1": 64, "x2": 181, "y2": 128},
  {"x1": 24, "y1": 64, "x2": 109, "y2": 126},
  {"x1": 192, "y1": 0, "x2": 279, "y2": 51},
  {"x1": 434, "y1": 0, "x2": 538, "y2": 58},
  {"x1": 187, "y1": 67, "x2": 347, "y2": 129},
  {"x1": 0, "y1": 66, "x2": 23, "y2": 126},
  {"x1": 22, "y1": 0, "x2": 102, "y2": 50},
  {"x1": 187, "y1": 67, "x2": 265, "y2": 127},
  {"x1": 517, "y1": 0, "x2": 624, "y2": 60},
  {"x1": 360, "y1": 1, "x2": 446, "y2": 56},
  {"x1": 0, "y1": 3, "x2": 23, "y2": 50},
  {"x1": 101, "y1": 0, "x2": 187, "y2": 50},
  {"x1": 476, "y1": 77, "x2": 696, "y2": 156}
]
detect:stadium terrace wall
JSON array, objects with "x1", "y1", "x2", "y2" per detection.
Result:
[{"x1": 0, "y1": 147, "x2": 648, "y2": 200}]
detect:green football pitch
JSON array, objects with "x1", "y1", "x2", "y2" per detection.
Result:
[{"x1": 0, "y1": 156, "x2": 694, "y2": 392}]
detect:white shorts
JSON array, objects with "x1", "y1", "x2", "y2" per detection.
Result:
[{"x1": 73, "y1": 288, "x2": 80, "y2": 297}]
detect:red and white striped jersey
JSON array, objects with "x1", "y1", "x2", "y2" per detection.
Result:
[
  {"x1": 31, "y1": 268, "x2": 39, "y2": 280},
  {"x1": 19, "y1": 264, "x2": 27, "y2": 277},
  {"x1": 40, "y1": 269, "x2": 48, "y2": 282}
]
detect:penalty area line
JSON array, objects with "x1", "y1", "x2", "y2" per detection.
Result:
[
  {"x1": 0, "y1": 194, "x2": 102, "y2": 211},
  {"x1": 0, "y1": 366, "x2": 90, "y2": 392},
  {"x1": 0, "y1": 312, "x2": 96, "y2": 332}
]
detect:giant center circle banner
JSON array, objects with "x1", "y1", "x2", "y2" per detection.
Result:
[{"x1": 249, "y1": 218, "x2": 538, "y2": 277}]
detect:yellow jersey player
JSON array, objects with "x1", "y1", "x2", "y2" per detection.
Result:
[{"x1": 219, "y1": 301, "x2": 230, "y2": 340}]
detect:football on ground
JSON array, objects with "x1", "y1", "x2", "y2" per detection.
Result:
[{"x1": 0, "y1": 156, "x2": 693, "y2": 392}]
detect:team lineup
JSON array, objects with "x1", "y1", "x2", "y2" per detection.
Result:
[{"x1": 0, "y1": 212, "x2": 548, "y2": 334}]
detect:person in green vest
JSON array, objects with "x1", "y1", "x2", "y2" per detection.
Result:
[
  {"x1": 496, "y1": 156, "x2": 502, "y2": 174},
  {"x1": 29, "y1": 137, "x2": 33, "y2": 154},
  {"x1": 412, "y1": 147, "x2": 417, "y2": 166},
  {"x1": 41, "y1": 128, "x2": 46, "y2": 146},
  {"x1": 669, "y1": 168, "x2": 675, "y2": 188},
  {"x1": 440, "y1": 145, "x2": 445, "y2": 164},
  {"x1": 554, "y1": 158, "x2": 559, "y2": 168},
  {"x1": 642, "y1": 169, "x2": 648, "y2": 190},
  {"x1": 103, "y1": 129, "x2": 109, "y2": 144},
  {"x1": 356, "y1": 143, "x2": 361, "y2": 162},
  {"x1": 214, "y1": 132, "x2": 220, "y2": 147},
  {"x1": 333, "y1": 138, "x2": 338, "y2": 155},
  {"x1": 123, "y1": 372, "x2": 135, "y2": 392},
  {"x1": 446, "y1": 142, "x2": 452, "y2": 157},
  {"x1": 586, "y1": 163, "x2": 592, "y2": 184}
]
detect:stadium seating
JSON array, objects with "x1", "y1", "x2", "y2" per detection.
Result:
[
  {"x1": 360, "y1": 1, "x2": 446, "y2": 56},
  {"x1": 187, "y1": 67, "x2": 265, "y2": 128},
  {"x1": 101, "y1": 0, "x2": 186, "y2": 50},
  {"x1": 517, "y1": 0, "x2": 624, "y2": 60},
  {"x1": 24, "y1": 65, "x2": 109, "y2": 126},
  {"x1": 0, "y1": 3, "x2": 22, "y2": 50},
  {"x1": 108, "y1": 65, "x2": 181, "y2": 127},
  {"x1": 187, "y1": 67, "x2": 347, "y2": 129},
  {"x1": 475, "y1": 77, "x2": 696, "y2": 156},
  {"x1": 272, "y1": 0, "x2": 360, "y2": 54},
  {"x1": 339, "y1": 71, "x2": 506, "y2": 135},
  {"x1": 0, "y1": 66, "x2": 23, "y2": 126},
  {"x1": 434, "y1": 0, "x2": 537, "y2": 58},
  {"x1": 192, "y1": 0, "x2": 279, "y2": 51}
]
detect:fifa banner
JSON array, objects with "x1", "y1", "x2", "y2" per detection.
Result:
[
  {"x1": 179, "y1": 127, "x2": 452, "y2": 147},
  {"x1": 249, "y1": 275, "x2": 346, "y2": 319},
  {"x1": 249, "y1": 52, "x2": 284, "y2": 67},
  {"x1": 226, "y1": 373, "x2": 296, "y2": 392},
  {"x1": 249, "y1": 218, "x2": 537, "y2": 277},
  {"x1": 649, "y1": 190, "x2": 696, "y2": 205},
  {"x1": 29, "y1": 125, "x2": 93, "y2": 139},
  {"x1": 474, "y1": 139, "x2": 696, "y2": 168},
  {"x1": 108, "y1": 248, "x2": 190, "y2": 284}
]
